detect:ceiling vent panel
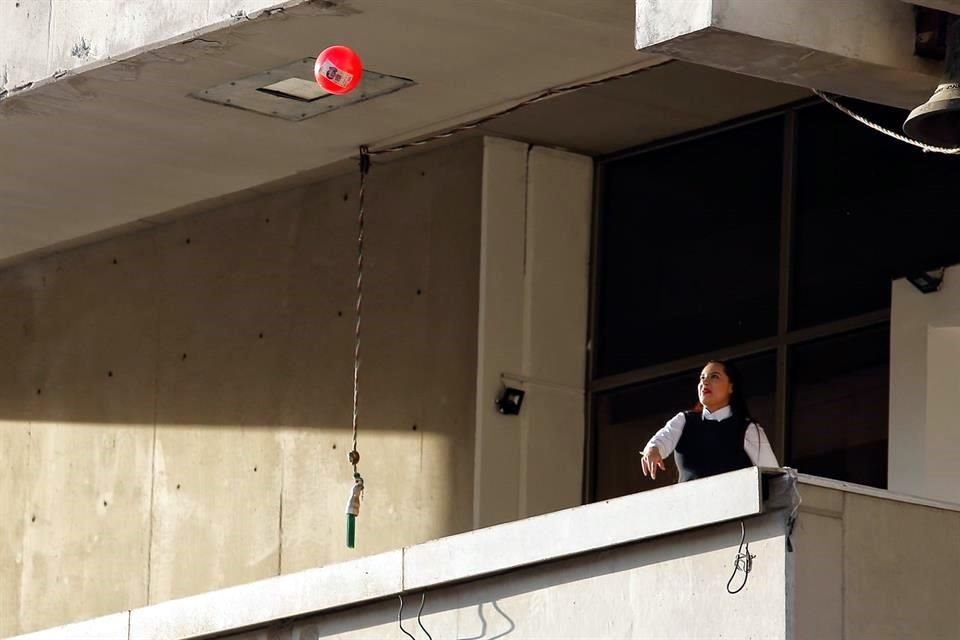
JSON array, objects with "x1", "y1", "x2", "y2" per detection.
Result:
[{"x1": 191, "y1": 57, "x2": 415, "y2": 121}]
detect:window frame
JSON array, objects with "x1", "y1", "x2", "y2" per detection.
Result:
[{"x1": 584, "y1": 98, "x2": 890, "y2": 502}]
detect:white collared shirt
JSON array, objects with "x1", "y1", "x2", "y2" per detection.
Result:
[{"x1": 643, "y1": 405, "x2": 780, "y2": 468}]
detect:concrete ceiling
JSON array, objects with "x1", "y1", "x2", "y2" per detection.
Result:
[{"x1": 0, "y1": 0, "x2": 809, "y2": 266}]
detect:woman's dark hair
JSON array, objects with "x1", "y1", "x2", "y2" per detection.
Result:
[{"x1": 707, "y1": 359, "x2": 754, "y2": 422}]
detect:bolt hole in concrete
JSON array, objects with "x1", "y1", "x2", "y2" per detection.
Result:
[
  {"x1": 31, "y1": 515, "x2": 35, "y2": 522},
  {"x1": 411, "y1": 425, "x2": 417, "y2": 431},
  {"x1": 112, "y1": 258, "x2": 118, "y2": 264},
  {"x1": 253, "y1": 466, "x2": 258, "y2": 472},
  {"x1": 416, "y1": 289, "x2": 422, "y2": 295},
  {"x1": 185, "y1": 238, "x2": 191, "y2": 245},
  {"x1": 103, "y1": 500, "x2": 108, "y2": 507},
  {"x1": 36, "y1": 389, "x2": 41, "y2": 395},
  {"x1": 176, "y1": 484, "x2": 181, "y2": 490},
  {"x1": 107, "y1": 371, "x2": 113, "y2": 377},
  {"x1": 181, "y1": 353, "x2": 188, "y2": 360},
  {"x1": 258, "y1": 332, "x2": 264, "y2": 339}
]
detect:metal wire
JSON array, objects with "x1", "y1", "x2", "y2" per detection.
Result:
[
  {"x1": 366, "y1": 60, "x2": 673, "y2": 157},
  {"x1": 397, "y1": 594, "x2": 417, "y2": 640},
  {"x1": 417, "y1": 592, "x2": 433, "y2": 640},
  {"x1": 726, "y1": 521, "x2": 755, "y2": 595},
  {"x1": 813, "y1": 89, "x2": 960, "y2": 155}
]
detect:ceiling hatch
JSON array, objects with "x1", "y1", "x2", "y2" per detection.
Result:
[{"x1": 191, "y1": 57, "x2": 415, "y2": 121}]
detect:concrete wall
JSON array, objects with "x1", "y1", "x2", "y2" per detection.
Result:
[
  {"x1": 223, "y1": 513, "x2": 791, "y2": 640},
  {"x1": 794, "y1": 479, "x2": 960, "y2": 640},
  {"x1": 473, "y1": 139, "x2": 592, "y2": 528},
  {"x1": 889, "y1": 265, "x2": 960, "y2": 503},
  {"x1": 0, "y1": 139, "x2": 483, "y2": 637},
  {"x1": 0, "y1": 0, "x2": 302, "y2": 97}
]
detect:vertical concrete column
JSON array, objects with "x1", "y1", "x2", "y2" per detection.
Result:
[
  {"x1": 889, "y1": 265, "x2": 960, "y2": 503},
  {"x1": 474, "y1": 138, "x2": 592, "y2": 528}
]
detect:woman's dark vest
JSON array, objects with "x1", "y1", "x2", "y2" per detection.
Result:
[{"x1": 674, "y1": 410, "x2": 753, "y2": 482}]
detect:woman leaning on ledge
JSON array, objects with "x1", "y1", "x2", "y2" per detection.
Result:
[{"x1": 640, "y1": 360, "x2": 780, "y2": 482}]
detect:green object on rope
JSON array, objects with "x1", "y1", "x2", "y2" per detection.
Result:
[{"x1": 346, "y1": 513, "x2": 357, "y2": 548}]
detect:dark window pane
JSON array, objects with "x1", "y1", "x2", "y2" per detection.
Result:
[
  {"x1": 593, "y1": 352, "x2": 776, "y2": 501},
  {"x1": 596, "y1": 116, "x2": 784, "y2": 376},
  {"x1": 791, "y1": 101, "x2": 960, "y2": 329},
  {"x1": 788, "y1": 324, "x2": 889, "y2": 488}
]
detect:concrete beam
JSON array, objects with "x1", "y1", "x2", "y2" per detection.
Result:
[
  {"x1": 636, "y1": 0, "x2": 942, "y2": 109},
  {"x1": 902, "y1": 0, "x2": 960, "y2": 15},
  {"x1": 0, "y1": 0, "x2": 310, "y2": 98}
]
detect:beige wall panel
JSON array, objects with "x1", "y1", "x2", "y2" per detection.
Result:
[
  {"x1": 522, "y1": 391, "x2": 586, "y2": 518},
  {"x1": 16, "y1": 421, "x2": 153, "y2": 635},
  {"x1": 30, "y1": 231, "x2": 160, "y2": 424},
  {"x1": 280, "y1": 141, "x2": 482, "y2": 572},
  {"x1": 7, "y1": 233, "x2": 159, "y2": 635},
  {"x1": 520, "y1": 147, "x2": 591, "y2": 517},
  {"x1": 844, "y1": 494, "x2": 960, "y2": 640},
  {"x1": 0, "y1": 266, "x2": 41, "y2": 636},
  {"x1": 523, "y1": 148, "x2": 591, "y2": 386},
  {"x1": 473, "y1": 138, "x2": 529, "y2": 529},
  {"x1": 0, "y1": 264, "x2": 45, "y2": 418},
  {"x1": 148, "y1": 195, "x2": 299, "y2": 602},
  {"x1": 793, "y1": 512, "x2": 842, "y2": 640},
  {"x1": 0, "y1": 419, "x2": 29, "y2": 638},
  {"x1": 418, "y1": 143, "x2": 482, "y2": 538},
  {"x1": 797, "y1": 484, "x2": 843, "y2": 516}
]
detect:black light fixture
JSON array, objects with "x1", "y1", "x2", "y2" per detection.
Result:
[
  {"x1": 906, "y1": 268, "x2": 945, "y2": 294},
  {"x1": 904, "y1": 13, "x2": 960, "y2": 147},
  {"x1": 495, "y1": 386, "x2": 525, "y2": 416}
]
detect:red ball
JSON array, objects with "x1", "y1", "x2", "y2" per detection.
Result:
[{"x1": 314, "y1": 45, "x2": 362, "y2": 95}]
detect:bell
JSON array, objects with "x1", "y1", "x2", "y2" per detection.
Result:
[{"x1": 904, "y1": 15, "x2": 960, "y2": 147}]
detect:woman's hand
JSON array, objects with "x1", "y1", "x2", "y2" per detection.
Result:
[{"x1": 641, "y1": 446, "x2": 666, "y2": 480}]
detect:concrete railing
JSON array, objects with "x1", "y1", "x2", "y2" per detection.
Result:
[
  {"x1": 12, "y1": 468, "x2": 797, "y2": 640},
  {"x1": 18, "y1": 466, "x2": 960, "y2": 639}
]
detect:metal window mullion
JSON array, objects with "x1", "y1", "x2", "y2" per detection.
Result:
[
  {"x1": 588, "y1": 310, "x2": 889, "y2": 393},
  {"x1": 774, "y1": 111, "x2": 798, "y2": 462},
  {"x1": 583, "y1": 160, "x2": 606, "y2": 503}
]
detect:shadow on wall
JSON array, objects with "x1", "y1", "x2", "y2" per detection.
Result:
[
  {"x1": 0, "y1": 140, "x2": 484, "y2": 638},
  {"x1": 0, "y1": 139, "x2": 482, "y2": 430}
]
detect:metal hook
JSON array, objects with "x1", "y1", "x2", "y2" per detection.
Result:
[
  {"x1": 397, "y1": 594, "x2": 416, "y2": 640},
  {"x1": 417, "y1": 591, "x2": 433, "y2": 640},
  {"x1": 359, "y1": 144, "x2": 371, "y2": 176}
]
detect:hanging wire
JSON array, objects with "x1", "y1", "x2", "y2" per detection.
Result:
[
  {"x1": 397, "y1": 594, "x2": 417, "y2": 640},
  {"x1": 344, "y1": 147, "x2": 370, "y2": 549},
  {"x1": 726, "y1": 521, "x2": 755, "y2": 595},
  {"x1": 785, "y1": 467, "x2": 803, "y2": 552},
  {"x1": 350, "y1": 147, "x2": 370, "y2": 476},
  {"x1": 813, "y1": 89, "x2": 960, "y2": 155},
  {"x1": 417, "y1": 592, "x2": 434, "y2": 640},
  {"x1": 364, "y1": 60, "x2": 672, "y2": 158}
]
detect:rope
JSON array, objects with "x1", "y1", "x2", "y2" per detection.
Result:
[
  {"x1": 813, "y1": 89, "x2": 960, "y2": 155},
  {"x1": 350, "y1": 147, "x2": 370, "y2": 476},
  {"x1": 344, "y1": 148, "x2": 369, "y2": 549}
]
